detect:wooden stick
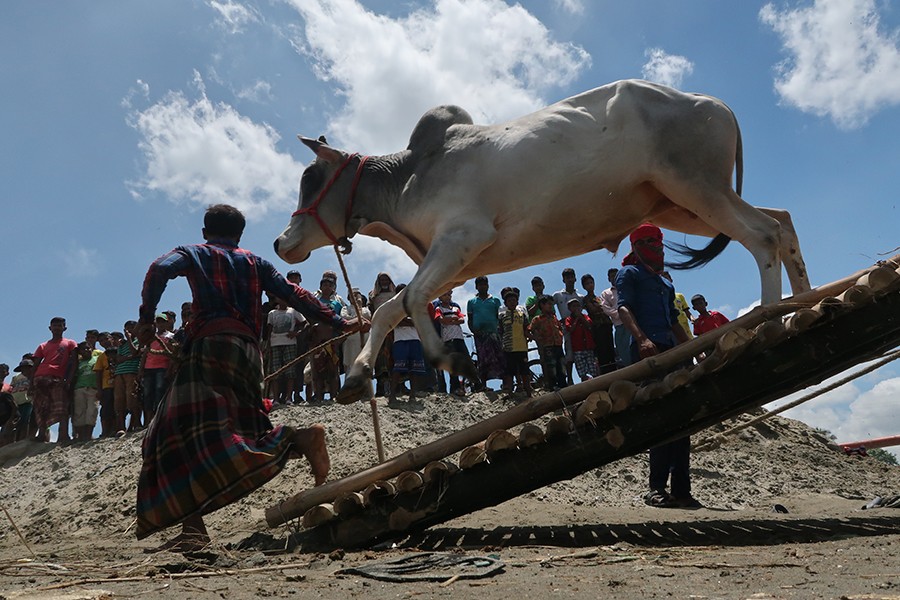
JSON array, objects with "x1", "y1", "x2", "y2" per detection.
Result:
[
  {"x1": 1, "y1": 502, "x2": 36, "y2": 559},
  {"x1": 264, "y1": 255, "x2": 900, "y2": 526},
  {"x1": 32, "y1": 560, "x2": 314, "y2": 591},
  {"x1": 335, "y1": 245, "x2": 386, "y2": 465}
]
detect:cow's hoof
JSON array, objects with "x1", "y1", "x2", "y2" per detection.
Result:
[{"x1": 337, "y1": 375, "x2": 372, "y2": 405}]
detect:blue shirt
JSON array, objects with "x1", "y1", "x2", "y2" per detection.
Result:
[{"x1": 615, "y1": 265, "x2": 679, "y2": 346}]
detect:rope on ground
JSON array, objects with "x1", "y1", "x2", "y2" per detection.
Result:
[{"x1": 695, "y1": 347, "x2": 900, "y2": 452}]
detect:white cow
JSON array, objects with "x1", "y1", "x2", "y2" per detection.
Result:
[{"x1": 275, "y1": 79, "x2": 810, "y2": 403}]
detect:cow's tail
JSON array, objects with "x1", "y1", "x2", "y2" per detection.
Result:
[
  {"x1": 665, "y1": 234, "x2": 731, "y2": 271},
  {"x1": 665, "y1": 100, "x2": 742, "y2": 271}
]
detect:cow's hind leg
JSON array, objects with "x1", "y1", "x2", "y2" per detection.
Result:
[
  {"x1": 757, "y1": 207, "x2": 811, "y2": 295},
  {"x1": 338, "y1": 289, "x2": 408, "y2": 404},
  {"x1": 656, "y1": 183, "x2": 786, "y2": 305},
  {"x1": 403, "y1": 223, "x2": 497, "y2": 376}
]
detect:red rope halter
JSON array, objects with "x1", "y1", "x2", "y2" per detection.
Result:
[{"x1": 292, "y1": 153, "x2": 370, "y2": 253}]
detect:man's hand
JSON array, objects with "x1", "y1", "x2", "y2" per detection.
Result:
[
  {"x1": 343, "y1": 317, "x2": 372, "y2": 334},
  {"x1": 637, "y1": 337, "x2": 659, "y2": 359}
]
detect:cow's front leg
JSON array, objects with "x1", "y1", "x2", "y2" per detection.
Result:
[
  {"x1": 403, "y1": 224, "x2": 497, "y2": 376},
  {"x1": 338, "y1": 288, "x2": 408, "y2": 404}
]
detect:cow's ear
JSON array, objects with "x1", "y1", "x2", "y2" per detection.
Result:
[{"x1": 298, "y1": 135, "x2": 343, "y2": 164}]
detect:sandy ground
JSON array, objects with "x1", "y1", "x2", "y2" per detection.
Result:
[{"x1": 1, "y1": 392, "x2": 899, "y2": 599}]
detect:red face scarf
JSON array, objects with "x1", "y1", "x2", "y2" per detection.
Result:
[{"x1": 622, "y1": 223, "x2": 664, "y2": 272}]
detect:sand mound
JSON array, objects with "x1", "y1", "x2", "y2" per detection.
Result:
[{"x1": 0, "y1": 392, "x2": 897, "y2": 551}]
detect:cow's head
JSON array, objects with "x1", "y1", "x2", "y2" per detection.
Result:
[{"x1": 274, "y1": 135, "x2": 365, "y2": 263}]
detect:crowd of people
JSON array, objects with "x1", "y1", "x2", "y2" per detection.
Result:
[
  {"x1": 0, "y1": 207, "x2": 734, "y2": 550},
  {"x1": 0, "y1": 234, "x2": 731, "y2": 448}
]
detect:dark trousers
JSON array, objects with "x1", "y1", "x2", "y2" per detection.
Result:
[
  {"x1": 538, "y1": 345, "x2": 567, "y2": 389},
  {"x1": 591, "y1": 323, "x2": 617, "y2": 374},
  {"x1": 439, "y1": 339, "x2": 469, "y2": 393},
  {"x1": 649, "y1": 437, "x2": 691, "y2": 498},
  {"x1": 633, "y1": 340, "x2": 692, "y2": 498}
]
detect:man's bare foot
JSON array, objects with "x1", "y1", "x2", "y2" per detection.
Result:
[
  {"x1": 145, "y1": 531, "x2": 211, "y2": 554},
  {"x1": 291, "y1": 424, "x2": 330, "y2": 486},
  {"x1": 145, "y1": 516, "x2": 210, "y2": 554}
]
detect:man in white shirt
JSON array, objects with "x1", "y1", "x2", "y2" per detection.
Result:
[
  {"x1": 599, "y1": 267, "x2": 631, "y2": 367},
  {"x1": 265, "y1": 297, "x2": 307, "y2": 404}
]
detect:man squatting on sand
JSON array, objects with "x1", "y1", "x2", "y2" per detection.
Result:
[{"x1": 133, "y1": 204, "x2": 369, "y2": 552}]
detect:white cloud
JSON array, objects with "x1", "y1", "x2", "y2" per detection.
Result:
[
  {"x1": 760, "y1": 0, "x2": 900, "y2": 129},
  {"x1": 768, "y1": 360, "x2": 900, "y2": 459},
  {"x1": 61, "y1": 243, "x2": 102, "y2": 278},
  {"x1": 351, "y1": 236, "x2": 419, "y2": 282},
  {"x1": 126, "y1": 71, "x2": 301, "y2": 219},
  {"x1": 285, "y1": 0, "x2": 590, "y2": 152},
  {"x1": 207, "y1": 0, "x2": 259, "y2": 33},
  {"x1": 553, "y1": 0, "x2": 585, "y2": 15},
  {"x1": 641, "y1": 48, "x2": 694, "y2": 89},
  {"x1": 236, "y1": 79, "x2": 275, "y2": 103}
]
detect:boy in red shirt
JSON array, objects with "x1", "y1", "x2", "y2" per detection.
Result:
[{"x1": 690, "y1": 294, "x2": 730, "y2": 336}]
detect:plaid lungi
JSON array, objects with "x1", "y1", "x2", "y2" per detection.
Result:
[
  {"x1": 31, "y1": 376, "x2": 69, "y2": 429},
  {"x1": 136, "y1": 334, "x2": 294, "y2": 539},
  {"x1": 473, "y1": 332, "x2": 506, "y2": 381},
  {"x1": 573, "y1": 350, "x2": 600, "y2": 381}
]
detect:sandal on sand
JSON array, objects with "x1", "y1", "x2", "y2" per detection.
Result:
[{"x1": 643, "y1": 490, "x2": 678, "y2": 508}]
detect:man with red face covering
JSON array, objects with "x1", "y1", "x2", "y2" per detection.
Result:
[{"x1": 616, "y1": 223, "x2": 697, "y2": 508}]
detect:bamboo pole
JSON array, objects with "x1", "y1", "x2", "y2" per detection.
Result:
[{"x1": 264, "y1": 254, "x2": 900, "y2": 527}]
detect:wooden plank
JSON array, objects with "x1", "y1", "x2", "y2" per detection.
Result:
[
  {"x1": 294, "y1": 285, "x2": 900, "y2": 548},
  {"x1": 265, "y1": 254, "x2": 900, "y2": 527}
]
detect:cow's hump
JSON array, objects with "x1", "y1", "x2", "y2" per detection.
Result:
[{"x1": 407, "y1": 105, "x2": 473, "y2": 155}]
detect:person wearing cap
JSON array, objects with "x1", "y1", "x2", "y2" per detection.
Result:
[
  {"x1": 133, "y1": 203, "x2": 369, "y2": 552},
  {"x1": 70, "y1": 342, "x2": 100, "y2": 442},
  {"x1": 691, "y1": 294, "x2": 730, "y2": 336},
  {"x1": 616, "y1": 223, "x2": 696, "y2": 509},
  {"x1": 141, "y1": 313, "x2": 176, "y2": 423},
  {"x1": 286, "y1": 270, "x2": 302, "y2": 285},
  {"x1": 9, "y1": 359, "x2": 34, "y2": 441}
]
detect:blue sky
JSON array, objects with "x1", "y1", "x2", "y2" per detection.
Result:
[{"x1": 2, "y1": 0, "x2": 899, "y2": 452}]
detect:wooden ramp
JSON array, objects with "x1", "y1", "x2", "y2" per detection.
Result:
[{"x1": 267, "y1": 256, "x2": 900, "y2": 549}]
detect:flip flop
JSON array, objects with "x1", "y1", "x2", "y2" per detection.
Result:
[{"x1": 643, "y1": 490, "x2": 678, "y2": 508}]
